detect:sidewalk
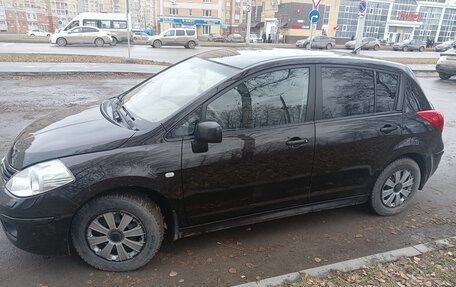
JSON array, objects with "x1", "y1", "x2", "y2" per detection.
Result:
[
  {"x1": 0, "y1": 62, "x2": 435, "y2": 75},
  {"x1": 0, "y1": 62, "x2": 165, "y2": 74}
]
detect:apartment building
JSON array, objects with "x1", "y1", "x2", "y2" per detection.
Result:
[{"x1": 158, "y1": 0, "x2": 222, "y2": 34}]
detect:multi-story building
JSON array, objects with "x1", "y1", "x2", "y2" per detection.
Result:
[
  {"x1": 0, "y1": 0, "x2": 7, "y2": 31},
  {"x1": 158, "y1": 0, "x2": 222, "y2": 35},
  {"x1": 130, "y1": 0, "x2": 157, "y2": 31},
  {"x1": 224, "y1": 0, "x2": 244, "y2": 34},
  {"x1": 336, "y1": 0, "x2": 456, "y2": 43}
]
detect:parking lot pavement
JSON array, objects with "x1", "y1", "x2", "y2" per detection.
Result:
[
  {"x1": 0, "y1": 75, "x2": 455, "y2": 287},
  {"x1": 0, "y1": 42, "x2": 441, "y2": 64}
]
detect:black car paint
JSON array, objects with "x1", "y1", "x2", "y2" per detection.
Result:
[{"x1": 0, "y1": 50, "x2": 443, "y2": 255}]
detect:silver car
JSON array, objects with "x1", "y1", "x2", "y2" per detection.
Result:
[
  {"x1": 226, "y1": 34, "x2": 244, "y2": 42},
  {"x1": 147, "y1": 28, "x2": 198, "y2": 49},
  {"x1": 436, "y1": 48, "x2": 456, "y2": 80},
  {"x1": 393, "y1": 39, "x2": 426, "y2": 52},
  {"x1": 296, "y1": 35, "x2": 336, "y2": 49},
  {"x1": 345, "y1": 37, "x2": 381, "y2": 50},
  {"x1": 51, "y1": 26, "x2": 112, "y2": 47},
  {"x1": 435, "y1": 40, "x2": 456, "y2": 52}
]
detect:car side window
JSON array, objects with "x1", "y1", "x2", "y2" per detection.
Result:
[
  {"x1": 176, "y1": 30, "x2": 185, "y2": 36},
  {"x1": 165, "y1": 30, "x2": 175, "y2": 36},
  {"x1": 404, "y1": 78, "x2": 431, "y2": 112},
  {"x1": 71, "y1": 27, "x2": 82, "y2": 33},
  {"x1": 321, "y1": 67, "x2": 375, "y2": 119},
  {"x1": 376, "y1": 72, "x2": 399, "y2": 112},
  {"x1": 206, "y1": 68, "x2": 310, "y2": 131},
  {"x1": 186, "y1": 30, "x2": 195, "y2": 36},
  {"x1": 82, "y1": 27, "x2": 97, "y2": 33},
  {"x1": 168, "y1": 107, "x2": 202, "y2": 138}
]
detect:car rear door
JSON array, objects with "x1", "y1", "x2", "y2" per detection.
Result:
[
  {"x1": 175, "y1": 29, "x2": 186, "y2": 45},
  {"x1": 311, "y1": 64, "x2": 403, "y2": 203},
  {"x1": 180, "y1": 65, "x2": 316, "y2": 225}
]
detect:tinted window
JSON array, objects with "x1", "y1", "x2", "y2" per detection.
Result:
[
  {"x1": 83, "y1": 19, "x2": 99, "y2": 27},
  {"x1": 405, "y1": 78, "x2": 431, "y2": 112},
  {"x1": 186, "y1": 30, "x2": 195, "y2": 36},
  {"x1": 322, "y1": 67, "x2": 374, "y2": 119},
  {"x1": 206, "y1": 68, "x2": 310, "y2": 131},
  {"x1": 176, "y1": 29, "x2": 185, "y2": 36},
  {"x1": 376, "y1": 72, "x2": 398, "y2": 112},
  {"x1": 112, "y1": 21, "x2": 127, "y2": 29}
]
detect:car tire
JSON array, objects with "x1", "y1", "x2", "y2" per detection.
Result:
[
  {"x1": 57, "y1": 37, "x2": 67, "y2": 47},
  {"x1": 326, "y1": 43, "x2": 332, "y2": 50},
  {"x1": 439, "y1": 73, "x2": 451, "y2": 80},
  {"x1": 95, "y1": 38, "x2": 105, "y2": 47},
  {"x1": 110, "y1": 37, "x2": 118, "y2": 46},
  {"x1": 419, "y1": 46, "x2": 424, "y2": 52},
  {"x1": 370, "y1": 158, "x2": 421, "y2": 216},
  {"x1": 153, "y1": 40, "x2": 162, "y2": 48},
  {"x1": 403, "y1": 46, "x2": 408, "y2": 52},
  {"x1": 187, "y1": 41, "x2": 196, "y2": 49},
  {"x1": 373, "y1": 44, "x2": 380, "y2": 51},
  {"x1": 71, "y1": 193, "x2": 164, "y2": 272}
]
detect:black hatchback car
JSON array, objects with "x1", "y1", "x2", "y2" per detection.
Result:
[{"x1": 0, "y1": 49, "x2": 444, "y2": 271}]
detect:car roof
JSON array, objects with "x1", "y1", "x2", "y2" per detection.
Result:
[{"x1": 196, "y1": 48, "x2": 412, "y2": 75}]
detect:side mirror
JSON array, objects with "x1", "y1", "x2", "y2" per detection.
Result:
[{"x1": 191, "y1": 121, "x2": 222, "y2": 153}]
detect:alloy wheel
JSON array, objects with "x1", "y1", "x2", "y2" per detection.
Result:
[
  {"x1": 381, "y1": 169, "x2": 414, "y2": 208},
  {"x1": 87, "y1": 211, "x2": 146, "y2": 262}
]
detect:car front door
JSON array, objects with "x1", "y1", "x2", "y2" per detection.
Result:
[
  {"x1": 66, "y1": 27, "x2": 83, "y2": 44},
  {"x1": 162, "y1": 29, "x2": 175, "y2": 45},
  {"x1": 181, "y1": 66, "x2": 316, "y2": 225},
  {"x1": 311, "y1": 65, "x2": 403, "y2": 203}
]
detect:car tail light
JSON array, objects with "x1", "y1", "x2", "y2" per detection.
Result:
[{"x1": 418, "y1": 110, "x2": 444, "y2": 133}]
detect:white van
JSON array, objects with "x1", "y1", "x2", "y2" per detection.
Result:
[{"x1": 56, "y1": 13, "x2": 131, "y2": 45}]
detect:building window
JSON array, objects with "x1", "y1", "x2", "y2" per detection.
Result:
[
  {"x1": 203, "y1": 25, "x2": 211, "y2": 34},
  {"x1": 203, "y1": 10, "x2": 212, "y2": 17},
  {"x1": 203, "y1": 0, "x2": 211, "y2": 2},
  {"x1": 169, "y1": 8, "x2": 178, "y2": 15},
  {"x1": 189, "y1": 9, "x2": 192, "y2": 16}
]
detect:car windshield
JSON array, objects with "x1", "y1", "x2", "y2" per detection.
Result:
[{"x1": 122, "y1": 57, "x2": 239, "y2": 123}]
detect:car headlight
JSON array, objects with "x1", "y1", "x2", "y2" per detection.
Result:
[{"x1": 5, "y1": 159, "x2": 75, "y2": 197}]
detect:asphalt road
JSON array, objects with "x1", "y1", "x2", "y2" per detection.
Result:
[
  {"x1": 0, "y1": 42, "x2": 441, "y2": 64},
  {"x1": 0, "y1": 75, "x2": 455, "y2": 287}
]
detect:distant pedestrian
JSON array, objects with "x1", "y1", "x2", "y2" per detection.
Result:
[
  {"x1": 262, "y1": 32, "x2": 266, "y2": 43},
  {"x1": 426, "y1": 37, "x2": 431, "y2": 48},
  {"x1": 268, "y1": 34, "x2": 272, "y2": 43},
  {"x1": 351, "y1": 35, "x2": 355, "y2": 41}
]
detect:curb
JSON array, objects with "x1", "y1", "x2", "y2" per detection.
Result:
[{"x1": 232, "y1": 236, "x2": 456, "y2": 287}]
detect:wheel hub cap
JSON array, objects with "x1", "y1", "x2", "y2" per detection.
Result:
[
  {"x1": 381, "y1": 169, "x2": 414, "y2": 208},
  {"x1": 86, "y1": 211, "x2": 146, "y2": 262}
]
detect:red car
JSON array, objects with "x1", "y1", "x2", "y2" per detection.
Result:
[{"x1": 208, "y1": 33, "x2": 225, "y2": 42}]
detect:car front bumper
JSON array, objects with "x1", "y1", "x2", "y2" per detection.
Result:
[
  {"x1": 436, "y1": 64, "x2": 456, "y2": 75},
  {"x1": 0, "y1": 178, "x2": 78, "y2": 255}
]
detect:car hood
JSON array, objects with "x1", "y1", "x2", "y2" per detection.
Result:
[{"x1": 7, "y1": 105, "x2": 136, "y2": 170}]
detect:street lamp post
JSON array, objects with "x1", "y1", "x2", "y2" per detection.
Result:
[
  {"x1": 245, "y1": 0, "x2": 252, "y2": 44},
  {"x1": 126, "y1": 0, "x2": 131, "y2": 58}
]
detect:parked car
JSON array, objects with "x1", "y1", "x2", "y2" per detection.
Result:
[
  {"x1": 226, "y1": 33, "x2": 244, "y2": 42},
  {"x1": 208, "y1": 33, "x2": 225, "y2": 42},
  {"x1": 435, "y1": 40, "x2": 456, "y2": 52},
  {"x1": 50, "y1": 26, "x2": 112, "y2": 47},
  {"x1": 436, "y1": 48, "x2": 456, "y2": 80},
  {"x1": 0, "y1": 49, "x2": 444, "y2": 272},
  {"x1": 249, "y1": 34, "x2": 263, "y2": 43},
  {"x1": 26, "y1": 29, "x2": 51, "y2": 37},
  {"x1": 393, "y1": 39, "x2": 426, "y2": 52},
  {"x1": 147, "y1": 28, "x2": 198, "y2": 49},
  {"x1": 132, "y1": 32, "x2": 150, "y2": 41},
  {"x1": 198, "y1": 34, "x2": 210, "y2": 41},
  {"x1": 345, "y1": 37, "x2": 381, "y2": 50},
  {"x1": 296, "y1": 35, "x2": 336, "y2": 49}
]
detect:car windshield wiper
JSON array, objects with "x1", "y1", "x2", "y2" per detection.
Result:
[{"x1": 110, "y1": 97, "x2": 137, "y2": 130}]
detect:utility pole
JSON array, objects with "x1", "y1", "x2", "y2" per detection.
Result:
[
  {"x1": 126, "y1": 0, "x2": 131, "y2": 58},
  {"x1": 308, "y1": 16, "x2": 317, "y2": 50},
  {"x1": 245, "y1": 0, "x2": 252, "y2": 44}
]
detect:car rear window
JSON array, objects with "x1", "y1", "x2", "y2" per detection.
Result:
[
  {"x1": 186, "y1": 30, "x2": 195, "y2": 36},
  {"x1": 321, "y1": 67, "x2": 375, "y2": 119}
]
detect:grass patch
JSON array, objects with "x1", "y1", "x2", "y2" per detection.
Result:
[
  {"x1": 0, "y1": 53, "x2": 171, "y2": 66},
  {"x1": 381, "y1": 57, "x2": 437, "y2": 65}
]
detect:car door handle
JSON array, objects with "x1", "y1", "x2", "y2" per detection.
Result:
[
  {"x1": 286, "y1": 138, "x2": 309, "y2": 147},
  {"x1": 380, "y1": 124, "x2": 398, "y2": 134}
]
